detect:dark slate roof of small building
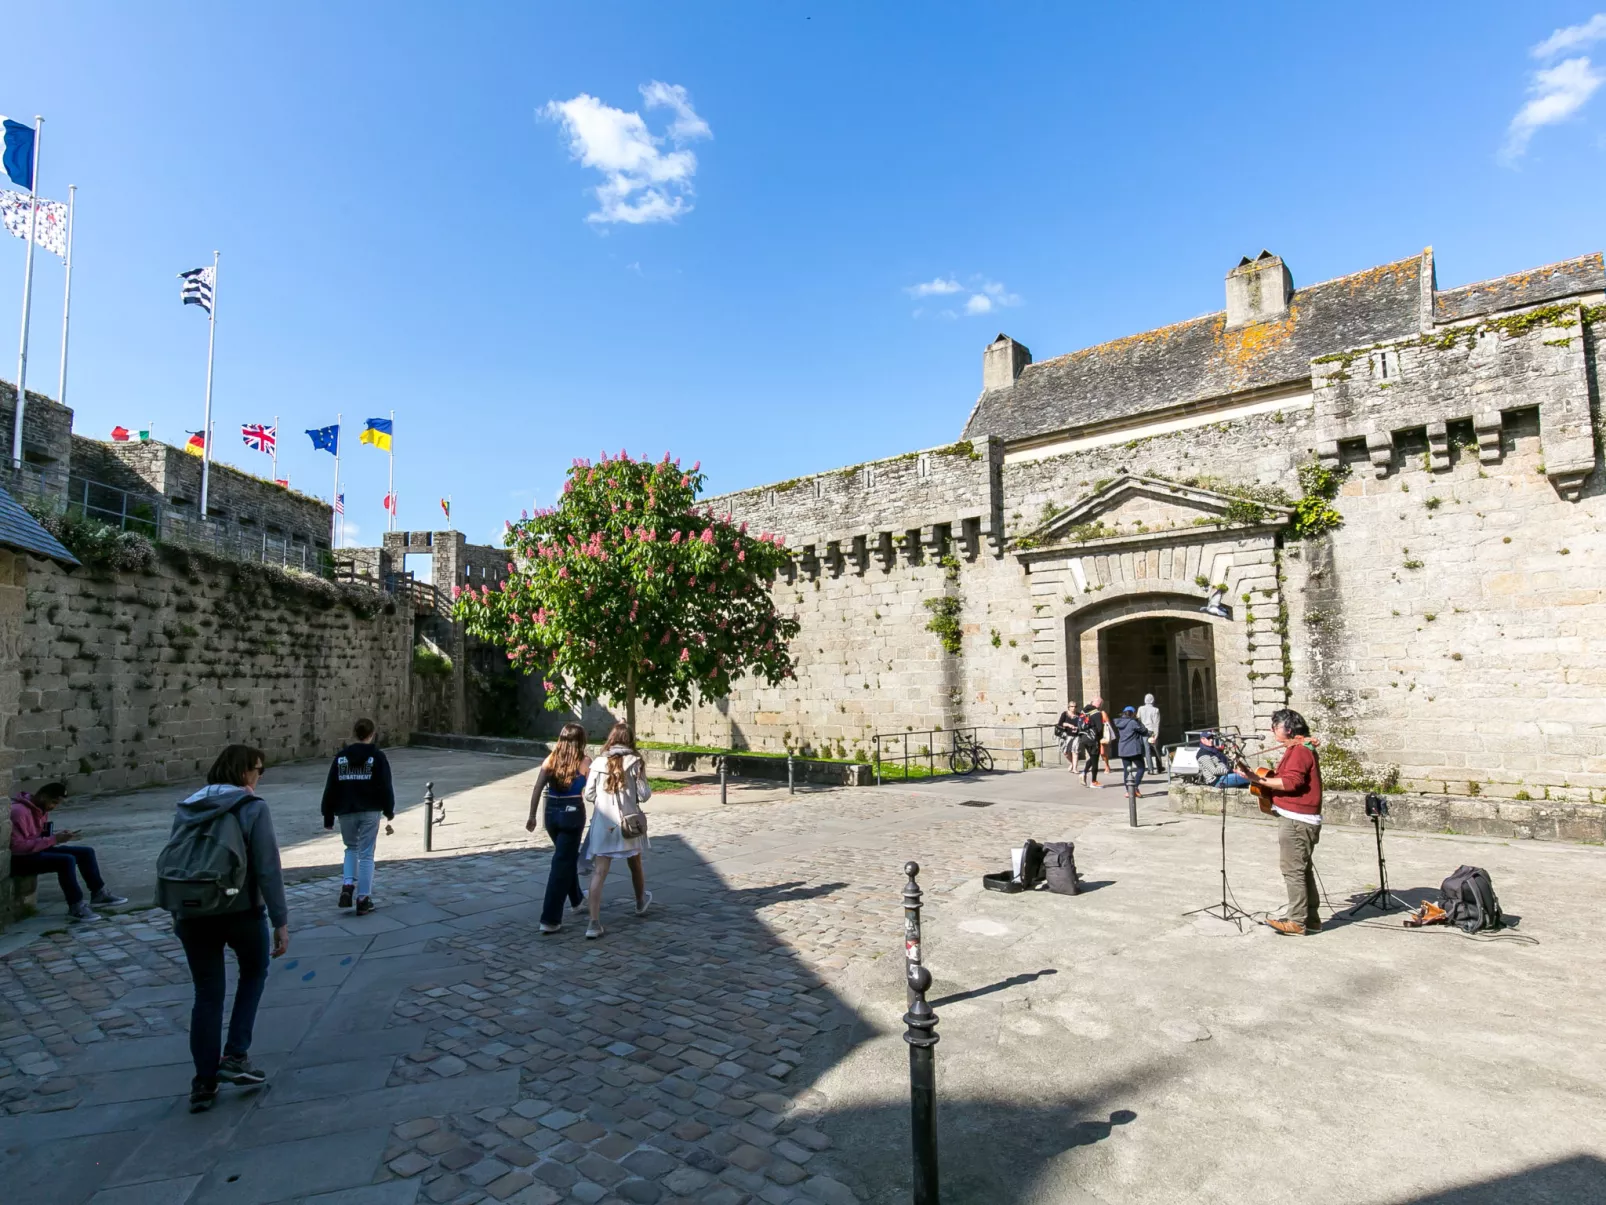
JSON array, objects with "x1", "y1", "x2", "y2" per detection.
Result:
[
  {"x1": 964, "y1": 254, "x2": 1428, "y2": 444},
  {"x1": 1433, "y1": 253, "x2": 1605, "y2": 323},
  {"x1": 0, "y1": 485, "x2": 79, "y2": 566}
]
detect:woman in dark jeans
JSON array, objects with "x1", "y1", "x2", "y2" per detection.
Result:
[
  {"x1": 169, "y1": 744, "x2": 290, "y2": 1112},
  {"x1": 528, "y1": 723, "x2": 590, "y2": 934}
]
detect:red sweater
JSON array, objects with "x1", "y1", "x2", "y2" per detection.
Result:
[{"x1": 1270, "y1": 744, "x2": 1322, "y2": 815}]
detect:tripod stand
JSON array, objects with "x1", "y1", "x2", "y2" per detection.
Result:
[
  {"x1": 1184, "y1": 735, "x2": 1254, "y2": 931},
  {"x1": 1343, "y1": 804, "x2": 1412, "y2": 917}
]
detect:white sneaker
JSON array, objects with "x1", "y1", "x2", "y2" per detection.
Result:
[
  {"x1": 585, "y1": 922, "x2": 605, "y2": 940},
  {"x1": 568, "y1": 890, "x2": 588, "y2": 912},
  {"x1": 539, "y1": 922, "x2": 561, "y2": 934},
  {"x1": 635, "y1": 890, "x2": 653, "y2": 917}
]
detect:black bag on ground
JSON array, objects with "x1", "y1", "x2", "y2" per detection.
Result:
[
  {"x1": 1440, "y1": 865, "x2": 1502, "y2": 933},
  {"x1": 1041, "y1": 842, "x2": 1080, "y2": 896},
  {"x1": 1019, "y1": 839, "x2": 1046, "y2": 889}
]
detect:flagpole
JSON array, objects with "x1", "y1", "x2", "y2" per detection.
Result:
[
  {"x1": 10, "y1": 115, "x2": 42, "y2": 470},
  {"x1": 56, "y1": 184, "x2": 74, "y2": 405},
  {"x1": 199, "y1": 250, "x2": 219, "y2": 518},
  {"x1": 387, "y1": 407, "x2": 395, "y2": 532},
  {"x1": 272, "y1": 412, "x2": 279, "y2": 482},
  {"x1": 334, "y1": 411, "x2": 343, "y2": 547}
]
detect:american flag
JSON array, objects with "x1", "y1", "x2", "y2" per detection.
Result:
[
  {"x1": 241, "y1": 423, "x2": 276, "y2": 454},
  {"x1": 335, "y1": 493, "x2": 345, "y2": 515}
]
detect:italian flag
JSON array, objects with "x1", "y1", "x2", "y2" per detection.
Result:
[{"x1": 110, "y1": 426, "x2": 151, "y2": 442}]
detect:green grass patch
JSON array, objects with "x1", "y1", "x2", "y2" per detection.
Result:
[
  {"x1": 638, "y1": 740, "x2": 860, "y2": 764},
  {"x1": 646, "y1": 776, "x2": 690, "y2": 793}
]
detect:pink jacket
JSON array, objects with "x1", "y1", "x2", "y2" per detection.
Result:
[{"x1": 9, "y1": 794, "x2": 58, "y2": 855}]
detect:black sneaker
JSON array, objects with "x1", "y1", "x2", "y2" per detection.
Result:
[
  {"x1": 217, "y1": 1055, "x2": 266, "y2": 1085},
  {"x1": 355, "y1": 897, "x2": 375, "y2": 916},
  {"x1": 189, "y1": 1081, "x2": 218, "y2": 1112},
  {"x1": 338, "y1": 884, "x2": 354, "y2": 909}
]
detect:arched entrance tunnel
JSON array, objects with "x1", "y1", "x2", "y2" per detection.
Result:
[{"x1": 1096, "y1": 615, "x2": 1220, "y2": 745}]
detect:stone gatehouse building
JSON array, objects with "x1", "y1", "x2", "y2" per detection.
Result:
[{"x1": 638, "y1": 248, "x2": 1606, "y2": 801}]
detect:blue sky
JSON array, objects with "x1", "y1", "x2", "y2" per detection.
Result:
[{"x1": 3, "y1": 3, "x2": 1604, "y2": 548}]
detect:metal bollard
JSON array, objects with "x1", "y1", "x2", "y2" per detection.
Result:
[
  {"x1": 1125, "y1": 764, "x2": 1138, "y2": 828},
  {"x1": 902, "y1": 863, "x2": 940, "y2": 1204},
  {"x1": 424, "y1": 781, "x2": 435, "y2": 851},
  {"x1": 720, "y1": 756, "x2": 728, "y2": 806},
  {"x1": 902, "y1": 861, "x2": 924, "y2": 1008},
  {"x1": 788, "y1": 753, "x2": 795, "y2": 795}
]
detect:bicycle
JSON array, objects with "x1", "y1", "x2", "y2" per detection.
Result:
[{"x1": 949, "y1": 731, "x2": 994, "y2": 775}]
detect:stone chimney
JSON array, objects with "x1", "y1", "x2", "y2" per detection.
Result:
[
  {"x1": 1225, "y1": 251, "x2": 1293, "y2": 328},
  {"x1": 983, "y1": 334, "x2": 1031, "y2": 391}
]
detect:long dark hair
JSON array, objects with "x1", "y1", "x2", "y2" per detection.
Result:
[
  {"x1": 207, "y1": 744, "x2": 265, "y2": 786},
  {"x1": 603, "y1": 721, "x2": 637, "y2": 794},
  {"x1": 549, "y1": 723, "x2": 588, "y2": 787}
]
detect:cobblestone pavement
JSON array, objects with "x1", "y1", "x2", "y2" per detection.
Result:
[{"x1": 0, "y1": 780, "x2": 1106, "y2": 1205}]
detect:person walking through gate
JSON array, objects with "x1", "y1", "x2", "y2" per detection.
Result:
[
  {"x1": 582, "y1": 722, "x2": 652, "y2": 940},
  {"x1": 528, "y1": 722, "x2": 590, "y2": 934},
  {"x1": 9, "y1": 782, "x2": 128, "y2": 921},
  {"x1": 164, "y1": 745, "x2": 289, "y2": 1112},
  {"x1": 1081, "y1": 702, "x2": 1109, "y2": 788},
  {"x1": 1240, "y1": 709, "x2": 1324, "y2": 936},
  {"x1": 1137, "y1": 693, "x2": 1163, "y2": 774},
  {"x1": 1112, "y1": 705, "x2": 1153, "y2": 796},
  {"x1": 320, "y1": 718, "x2": 395, "y2": 915}
]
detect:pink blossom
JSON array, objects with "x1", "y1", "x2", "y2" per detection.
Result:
[
  {"x1": 679, "y1": 648, "x2": 690, "y2": 662},
  {"x1": 543, "y1": 680, "x2": 555, "y2": 691},
  {"x1": 692, "y1": 460, "x2": 701, "y2": 471},
  {"x1": 701, "y1": 528, "x2": 714, "y2": 544},
  {"x1": 681, "y1": 476, "x2": 690, "y2": 487},
  {"x1": 671, "y1": 531, "x2": 682, "y2": 545},
  {"x1": 661, "y1": 631, "x2": 671, "y2": 644},
  {"x1": 559, "y1": 568, "x2": 569, "y2": 579},
  {"x1": 451, "y1": 585, "x2": 462, "y2": 599},
  {"x1": 737, "y1": 550, "x2": 746, "y2": 563},
  {"x1": 739, "y1": 522, "x2": 748, "y2": 533}
]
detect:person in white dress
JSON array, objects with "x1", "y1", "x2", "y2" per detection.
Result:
[{"x1": 581, "y1": 721, "x2": 652, "y2": 939}]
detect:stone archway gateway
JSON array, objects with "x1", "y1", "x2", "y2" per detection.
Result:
[{"x1": 1018, "y1": 474, "x2": 1295, "y2": 740}]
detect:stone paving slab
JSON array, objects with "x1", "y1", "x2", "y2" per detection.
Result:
[
  {"x1": 188, "y1": 1126, "x2": 391, "y2": 1205},
  {"x1": 87, "y1": 1176, "x2": 206, "y2": 1205}
]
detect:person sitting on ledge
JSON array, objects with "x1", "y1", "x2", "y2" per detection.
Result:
[
  {"x1": 1197, "y1": 732, "x2": 1250, "y2": 789},
  {"x1": 9, "y1": 782, "x2": 129, "y2": 921}
]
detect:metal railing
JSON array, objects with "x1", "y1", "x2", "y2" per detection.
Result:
[
  {"x1": 65, "y1": 475, "x2": 161, "y2": 537},
  {"x1": 871, "y1": 724, "x2": 1070, "y2": 782}
]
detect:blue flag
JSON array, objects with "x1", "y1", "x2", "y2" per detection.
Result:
[
  {"x1": 306, "y1": 424, "x2": 339, "y2": 455},
  {"x1": 0, "y1": 118, "x2": 35, "y2": 189}
]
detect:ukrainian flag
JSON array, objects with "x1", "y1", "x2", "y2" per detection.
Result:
[{"x1": 360, "y1": 417, "x2": 393, "y2": 451}]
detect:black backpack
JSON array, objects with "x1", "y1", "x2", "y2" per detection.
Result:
[
  {"x1": 1019, "y1": 840, "x2": 1046, "y2": 890},
  {"x1": 1440, "y1": 865, "x2": 1502, "y2": 933},
  {"x1": 1041, "y1": 842, "x2": 1080, "y2": 896}
]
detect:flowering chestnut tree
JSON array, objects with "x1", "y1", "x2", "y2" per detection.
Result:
[{"x1": 452, "y1": 451, "x2": 799, "y2": 732}]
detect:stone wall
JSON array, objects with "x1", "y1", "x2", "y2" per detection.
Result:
[
  {"x1": 0, "y1": 548, "x2": 24, "y2": 922},
  {"x1": 9, "y1": 548, "x2": 411, "y2": 797},
  {"x1": 638, "y1": 309, "x2": 1606, "y2": 803},
  {"x1": 0, "y1": 385, "x2": 73, "y2": 498}
]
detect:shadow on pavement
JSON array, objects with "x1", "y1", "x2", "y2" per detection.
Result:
[
  {"x1": 929, "y1": 968, "x2": 1057, "y2": 1008},
  {"x1": 1385, "y1": 1154, "x2": 1606, "y2": 1204}
]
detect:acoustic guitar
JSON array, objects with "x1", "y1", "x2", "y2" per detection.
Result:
[{"x1": 1235, "y1": 759, "x2": 1275, "y2": 814}]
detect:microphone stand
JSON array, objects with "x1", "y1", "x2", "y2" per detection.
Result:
[{"x1": 1184, "y1": 735, "x2": 1255, "y2": 931}]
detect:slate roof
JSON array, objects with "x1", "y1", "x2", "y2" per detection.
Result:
[
  {"x1": 0, "y1": 484, "x2": 79, "y2": 566},
  {"x1": 964, "y1": 254, "x2": 1429, "y2": 444},
  {"x1": 1433, "y1": 253, "x2": 1605, "y2": 323}
]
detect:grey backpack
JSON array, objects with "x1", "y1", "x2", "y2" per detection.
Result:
[
  {"x1": 155, "y1": 796, "x2": 254, "y2": 918},
  {"x1": 1041, "y1": 842, "x2": 1081, "y2": 896}
]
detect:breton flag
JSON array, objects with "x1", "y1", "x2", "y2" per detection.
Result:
[
  {"x1": 0, "y1": 118, "x2": 35, "y2": 189},
  {"x1": 179, "y1": 266, "x2": 215, "y2": 314},
  {"x1": 241, "y1": 422, "x2": 277, "y2": 454},
  {"x1": 0, "y1": 191, "x2": 66, "y2": 257},
  {"x1": 110, "y1": 426, "x2": 151, "y2": 443},
  {"x1": 306, "y1": 424, "x2": 339, "y2": 455},
  {"x1": 360, "y1": 417, "x2": 393, "y2": 451},
  {"x1": 335, "y1": 493, "x2": 345, "y2": 515},
  {"x1": 184, "y1": 431, "x2": 206, "y2": 457}
]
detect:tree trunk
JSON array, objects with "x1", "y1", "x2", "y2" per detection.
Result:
[{"x1": 626, "y1": 663, "x2": 637, "y2": 735}]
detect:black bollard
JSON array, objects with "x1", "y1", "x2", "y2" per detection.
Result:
[
  {"x1": 902, "y1": 861, "x2": 925, "y2": 1012},
  {"x1": 788, "y1": 753, "x2": 795, "y2": 795},
  {"x1": 905, "y1": 966, "x2": 941, "y2": 1205},
  {"x1": 1125, "y1": 763, "x2": 1139, "y2": 828},
  {"x1": 424, "y1": 781, "x2": 435, "y2": 852},
  {"x1": 720, "y1": 755, "x2": 728, "y2": 806}
]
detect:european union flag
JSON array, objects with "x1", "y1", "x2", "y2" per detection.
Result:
[
  {"x1": 0, "y1": 118, "x2": 35, "y2": 189},
  {"x1": 306, "y1": 424, "x2": 339, "y2": 455},
  {"x1": 360, "y1": 417, "x2": 393, "y2": 452}
]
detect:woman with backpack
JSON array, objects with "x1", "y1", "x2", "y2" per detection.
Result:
[
  {"x1": 159, "y1": 744, "x2": 289, "y2": 1113},
  {"x1": 581, "y1": 721, "x2": 652, "y2": 940},
  {"x1": 527, "y1": 722, "x2": 591, "y2": 934}
]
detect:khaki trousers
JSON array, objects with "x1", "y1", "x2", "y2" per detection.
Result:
[{"x1": 1277, "y1": 815, "x2": 1321, "y2": 927}]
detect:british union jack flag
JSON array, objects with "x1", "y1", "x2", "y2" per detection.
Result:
[{"x1": 241, "y1": 423, "x2": 276, "y2": 454}]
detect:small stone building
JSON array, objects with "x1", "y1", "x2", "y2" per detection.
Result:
[{"x1": 639, "y1": 248, "x2": 1606, "y2": 801}]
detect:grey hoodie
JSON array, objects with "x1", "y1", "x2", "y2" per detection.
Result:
[{"x1": 171, "y1": 784, "x2": 289, "y2": 927}]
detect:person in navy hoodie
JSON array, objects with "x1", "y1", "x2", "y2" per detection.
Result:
[{"x1": 320, "y1": 718, "x2": 395, "y2": 915}]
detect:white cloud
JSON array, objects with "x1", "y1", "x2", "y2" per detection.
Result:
[
  {"x1": 1503, "y1": 55, "x2": 1604, "y2": 161},
  {"x1": 1532, "y1": 14, "x2": 1606, "y2": 59},
  {"x1": 907, "y1": 275, "x2": 1023, "y2": 318},
  {"x1": 542, "y1": 81, "x2": 711, "y2": 224}
]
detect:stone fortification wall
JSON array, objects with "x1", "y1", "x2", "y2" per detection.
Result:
[
  {"x1": 641, "y1": 306, "x2": 1606, "y2": 804},
  {"x1": 0, "y1": 385, "x2": 73, "y2": 497},
  {"x1": 10, "y1": 548, "x2": 411, "y2": 796}
]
